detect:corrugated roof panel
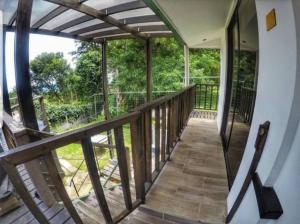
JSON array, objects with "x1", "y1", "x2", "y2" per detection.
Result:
[
  {"x1": 40, "y1": 9, "x2": 85, "y2": 30},
  {"x1": 31, "y1": 0, "x2": 57, "y2": 26},
  {"x1": 85, "y1": 0, "x2": 136, "y2": 11},
  {"x1": 2, "y1": 0, "x2": 18, "y2": 25},
  {"x1": 62, "y1": 19, "x2": 103, "y2": 33}
]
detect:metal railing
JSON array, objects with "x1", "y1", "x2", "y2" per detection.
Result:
[
  {"x1": 237, "y1": 86, "x2": 256, "y2": 125},
  {"x1": 194, "y1": 83, "x2": 219, "y2": 111},
  {"x1": 0, "y1": 85, "x2": 195, "y2": 224}
]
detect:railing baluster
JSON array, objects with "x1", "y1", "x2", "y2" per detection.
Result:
[
  {"x1": 166, "y1": 100, "x2": 171, "y2": 159},
  {"x1": 161, "y1": 103, "x2": 166, "y2": 163},
  {"x1": 0, "y1": 160, "x2": 49, "y2": 224},
  {"x1": 154, "y1": 106, "x2": 160, "y2": 171},
  {"x1": 216, "y1": 85, "x2": 219, "y2": 110},
  {"x1": 81, "y1": 137, "x2": 113, "y2": 224},
  {"x1": 43, "y1": 152, "x2": 83, "y2": 224},
  {"x1": 199, "y1": 84, "x2": 202, "y2": 109},
  {"x1": 114, "y1": 126, "x2": 133, "y2": 210},
  {"x1": 144, "y1": 110, "x2": 152, "y2": 183},
  {"x1": 204, "y1": 85, "x2": 208, "y2": 109},
  {"x1": 210, "y1": 85, "x2": 213, "y2": 110},
  {"x1": 130, "y1": 117, "x2": 145, "y2": 202}
]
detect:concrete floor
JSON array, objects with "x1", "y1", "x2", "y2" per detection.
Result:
[{"x1": 144, "y1": 118, "x2": 228, "y2": 224}]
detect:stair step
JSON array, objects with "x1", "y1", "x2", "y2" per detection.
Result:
[{"x1": 73, "y1": 199, "x2": 104, "y2": 224}]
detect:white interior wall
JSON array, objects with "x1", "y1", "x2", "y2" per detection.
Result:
[{"x1": 228, "y1": 0, "x2": 300, "y2": 223}]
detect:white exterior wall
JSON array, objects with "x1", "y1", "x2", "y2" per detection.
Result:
[{"x1": 227, "y1": 0, "x2": 300, "y2": 223}]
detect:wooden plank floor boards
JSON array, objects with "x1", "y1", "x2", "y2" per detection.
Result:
[{"x1": 141, "y1": 118, "x2": 228, "y2": 224}]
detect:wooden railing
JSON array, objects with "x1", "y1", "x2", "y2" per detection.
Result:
[
  {"x1": 10, "y1": 95, "x2": 50, "y2": 132},
  {"x1": 0, "y1": 85, "x2": 195, "y2": 224}
]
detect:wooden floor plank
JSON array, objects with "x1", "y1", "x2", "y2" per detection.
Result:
[{"x1": 142, "y1": 118, "x2": 228, "y2": 224}]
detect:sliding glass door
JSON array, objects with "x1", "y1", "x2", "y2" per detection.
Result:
[{"x1": 221, "y1": 0, "x2": 259, "y2": 187}]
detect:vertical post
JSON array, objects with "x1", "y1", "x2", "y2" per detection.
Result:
[
  {"x1": 114, "y1": 127, "x2": 133, "y2": 210},
  {"x1": 14, "y1": 0, "x2": 38, "y2": 130},
  {"x1": 101, "y1": 41, "x2": 114, "y2": 158},
  {"x1": 184, "y1": 44, "x2": 190, "y2": 87},
  {"x1": 39, "y1": 96, "x2": 50, "y2": 131},
  {"x1": 2, "y1": 28, "x2": 11, "y2": 115},
  {"x1": 146, "y1": 38, "x2": 152, "y2": 102}
]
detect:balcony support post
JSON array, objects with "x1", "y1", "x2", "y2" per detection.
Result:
[
  {"x1": 184, "y1": 44, "x2": 190, "y2": 87},
  {"x1": 2, "y1": 28, "x2": 11, "y2": 115},
  {"x1": 14, "y1": 0, "x2": 38, "y2": 130},
  {"x1": 146, "y1": 38, "x2": 152, "y2": 102},
  {"x1": 101, "y1": 41, "x2": 114, "y2": 158}
]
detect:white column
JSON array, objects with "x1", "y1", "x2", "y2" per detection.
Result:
[{"x1": 184, "y1": 44, "x2": 190, "y2": 87}]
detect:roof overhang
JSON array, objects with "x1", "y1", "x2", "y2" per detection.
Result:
[
  {"x1": 1, "y1": 0, "x2": 173, "y2": 42},
  {"x1": 145, "y1": 0, "x2": 233, "y2": 48}
]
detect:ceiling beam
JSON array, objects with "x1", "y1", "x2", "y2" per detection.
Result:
[
  {"x1": 71, "y1": 15, "x2": 161, "y2": 36},
  {"x1": 52, "y1": 1, "x2": 149, "y2": 32},
  {"x1": 4, "y1": 25, "x2": 92, "y2": 42},
  {"x1": 44, "y1": 0, "x2": 147, "y2": 40},
  {"x1": 84, "y1": 25, "x2": 168, "y2": 39},
  {"x1": 95, "y1": 32, "x2": 173, "y2": 43}
]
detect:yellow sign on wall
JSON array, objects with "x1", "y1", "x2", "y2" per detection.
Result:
[{"x1": 266, "y1": 9, "x2": 277, "y2": 31}]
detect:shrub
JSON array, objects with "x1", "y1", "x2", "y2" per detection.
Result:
[{"x1": 46, "y1": 103, "x2": 91, "y2": 125}]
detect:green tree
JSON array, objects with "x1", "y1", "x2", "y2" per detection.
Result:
[
  {"x1": 30, "y1": 52, "x2": 71, "y2": 100},
  {"x1": 74, "y1": 48, "x2": 102, "y2": 100},
  {"x1": 190, "y1": 49, "x2": 220, "y2": 84}
]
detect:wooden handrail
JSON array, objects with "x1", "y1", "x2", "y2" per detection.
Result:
[
  {"x1": 0, "y1": 85, "x2": 196, "y2": 224},
  {"x1": 0, "y1": 111, "x2": 141, "y2": 165}
]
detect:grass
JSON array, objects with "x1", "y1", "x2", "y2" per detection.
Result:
[{"x1": 55, "y1": 120, "x2": 132, "y2": 172}]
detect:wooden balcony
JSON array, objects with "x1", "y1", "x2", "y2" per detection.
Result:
[{"x1": 0, "y1": 86, "x2": 228, "y2": 224}]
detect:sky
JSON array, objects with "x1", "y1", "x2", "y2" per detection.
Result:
[{"x1": 5, "y1": 32, "x2": 77, "y2": 91}]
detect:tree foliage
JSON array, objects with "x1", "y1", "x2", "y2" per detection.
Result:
[
  {"x1": 30, "y1": 52, "x2": 71, "y2": 100},
  {"x1": 74, "y1": 49, "x2": 102, "y2": 100}
]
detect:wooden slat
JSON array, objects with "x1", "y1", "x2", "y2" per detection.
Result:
[
  {"x1": 81, "y1": 137, "x2": 113, "y2": 224},
  {"x1": 43, "y1": 153, "x2": 83, "y2": 224},
  {"x1": 44, "y1": 0, "x2": 147, "y2": 40},
  {"x1": 154, "y1": 106, "x2": 160, "y2": 170},
  {"x1": 114, "y1": 127, "x2": 133, "y2": 210},
  {"x1": 0, "y1": 160, "x2": 49, "y2": 223},
  {"x1": 161, "y1": 103, "x2": 166, "y2": 162},
  {"x1": 130, "y1": 117, "x2": 146, "y2": 202},
  {"x1": 144, "y1": 110, "x2": 152, "y2": 182}
]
